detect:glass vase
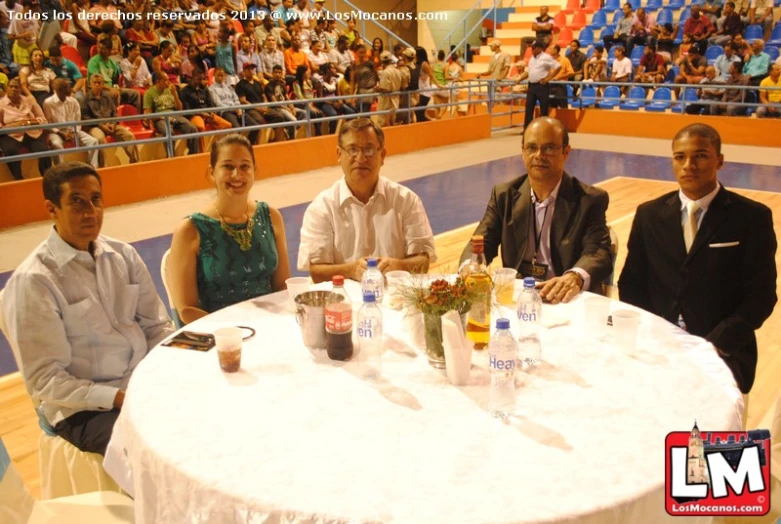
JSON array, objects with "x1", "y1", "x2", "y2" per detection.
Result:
[{"x1": 423, "y1": 313, "x2": 446, "y2": 368}]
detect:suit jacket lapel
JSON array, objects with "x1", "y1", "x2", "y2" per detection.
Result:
[
  {"x1": 510, "y1": 177, "x2": 531, "y2": 271},
  {"x1": 662, "y1": 192, "x2": 686, "y2": 259},
  {"x1": 686, "y1": 186, "x2": 730, "y2": 263},
  {"x1": 550, "y1": 173, "x2": 574, "y2": 272}
]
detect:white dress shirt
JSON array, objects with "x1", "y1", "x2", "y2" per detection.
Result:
[
  {"x1": 328, "y1": 48, "x2": 354, "y2": 73},
  {"x1": 298, "y1": 176, "x2": 437, "y2": 270},
  {"x1": 42, "y1": 95, "x2": 83, "y2": 133},
  {"x1": 523, "y1": 180, "x2": 591, "y2": 288},
  {"x1": 120, "y1": 57, "x2": 152, "y2": 88},
  {"x1": 2, "y1": 228, "x2": 173, "y2": 426},
  {"x1": 612, "y1": 57, "x2": 633, "y2": 79},
  {"x1": 527, "y1": 52, "x2": 560, "y2": 83},
  {"x1": 679, "y1": 183, "x2": 721, "y2": 230}
]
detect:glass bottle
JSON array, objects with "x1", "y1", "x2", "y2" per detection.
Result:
[{"x1": 461, "y1": 235, "x2": 492, "y2": 350}]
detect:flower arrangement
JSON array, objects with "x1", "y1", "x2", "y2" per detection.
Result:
[{"x1": 398, "y1": 277, "x2": 477, "y2": 317}]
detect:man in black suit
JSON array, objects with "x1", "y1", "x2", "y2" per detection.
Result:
[
  {"x1": 460, "y1": 117, "x2": 613, "y2": 304},
  {"x1": 618, "y1": 124, "x2": 777, "y2": 394}
]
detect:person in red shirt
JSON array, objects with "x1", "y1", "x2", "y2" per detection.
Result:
[
  {"x1": 682, "y1": 5, "x2": 715, "y2": 51},
  {"x1": 635, "y1": 43, "x2": 666, "y2": 85}
]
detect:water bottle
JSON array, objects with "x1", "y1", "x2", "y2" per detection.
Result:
[
  {"x1": 516, "y1": 277, "x2": 542, "y2": 367},
  {"x1": 357, "y1": 292, "x2": 383, "y2": 379},
  {"x1": 361, "y1": 258, "x2": 384, "y2": 303},
  {"x1": 489, "y1": 318, "x2": 516, "y2": 418}
]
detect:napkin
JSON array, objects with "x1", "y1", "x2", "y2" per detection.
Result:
[
  {"x1": 540, "y1": 306, "x2": 570, "y2": 329},
  {"x1": 442, "y1": 310, "x2": 472, "y2": 386},
  {"x1": 403, "y1": 311, "x2": 425, "y2": 349}
]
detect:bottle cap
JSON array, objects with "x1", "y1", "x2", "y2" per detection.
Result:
[
  {"x1": 523, "y1": 277, "x2": 536, "y2": 288},
  {"x1": 471, "y1": 235, "x2": 484, "y2": 254},
  {"x1": 332, "y1": 275, "x2": 344, "y2": 286},
  {"x1": 363, "y1": 292, "x2": 376, "y2": 303},
  {"x1": 367, "y1": 257, "x2": 378, "y2": 268},
  {"x1": 496, "y1": 318, "x2": 510, "y2": 329}
]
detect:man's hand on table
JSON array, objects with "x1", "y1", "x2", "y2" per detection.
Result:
[{"x1": 536, "y1": 272, "x2": 584, "y2": 304}]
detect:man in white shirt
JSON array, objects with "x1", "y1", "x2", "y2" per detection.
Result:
[
  {"x1": 291, "y1": 0, "x2": 312, "y2": 28},
  {"x1": 328, "y1": 35, "x2": 354, "y2": 74},
  {"x1": 515, "y1": 40, "x2": 560, "y2": 129},
  {"x1": 749, "y1": 0, "x2": 774, "y2": 37},
  {"x1": 43, "y1": 79, "x2": 100, "y2": 168},
  {"x1": 3, "y1": 162, "x2": 174, "y2": 455},
  {"x1": 610, "y1": 46, "x2": 633, "y2": 93},
  {"x1": 259, "y1": 34, "x2": 285, "y2": 82},
  {"x1": 298, "y1": 118, "x2": 437, "y2": 283}
]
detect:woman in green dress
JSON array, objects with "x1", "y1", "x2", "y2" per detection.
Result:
[{"x1": 168, "y1": 134, "x2": 291, "y2": 325}]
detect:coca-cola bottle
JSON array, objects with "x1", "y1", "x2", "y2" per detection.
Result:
[{"x1": 325, "y1": 275, "x2": 354, "y2": 361}]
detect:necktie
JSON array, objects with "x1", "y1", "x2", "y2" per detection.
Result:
[{"x1": 684, "y1": 201, "x2": 700, "y2": 253}]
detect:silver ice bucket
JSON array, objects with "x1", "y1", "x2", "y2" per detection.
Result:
[{"x1": 295, "y1": 291, "x2": 344, "y2": 349}]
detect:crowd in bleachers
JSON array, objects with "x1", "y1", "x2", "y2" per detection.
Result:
[
  {"x1": 503, "y1": 0, "x2": 780, "y2": 116},
  {"x1": 0, "y1": 0, "x2": 457, "y2": 180}
]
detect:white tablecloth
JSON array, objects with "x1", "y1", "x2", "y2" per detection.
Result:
[{"x1": 104, "y1": 281, "x2": 742, "y2": 524}]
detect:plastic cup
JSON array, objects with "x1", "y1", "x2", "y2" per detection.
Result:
[
  {"x1": 384, "y1": 270, "x2": 410, "y2": 310},
  {"x1": 286, "y1": 277, "x2": 312, "y2": 313},
  {"x1": 584, "y1": 296, "x2": 610, "y2": 337},
  {"x1": 612, "y1": 309, "x2": 640, "y2": 349},
  {"x1": 215, "y1": 327, "x2": 243, "y2": 373},
  {"x1": 492, "y1": 268, "x2": 517, "y2": 306}
]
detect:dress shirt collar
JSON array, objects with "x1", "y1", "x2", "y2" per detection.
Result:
[
  {"x1": 678, "y1": 183, "x2": 720, "y2": 213},
  {"x1": 531, "y1": 178, "x2": 562, "y2": 207},
  {"x1": 47, "y1": 226, "x2": 116, "y2": 268},
  {"x1": 339, "y1": 176, "x2": 386, "y2": 207}
]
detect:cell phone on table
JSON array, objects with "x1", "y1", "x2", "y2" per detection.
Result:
[{"x1": 162, "y1": 331, "x2": 215, "y2": 351}]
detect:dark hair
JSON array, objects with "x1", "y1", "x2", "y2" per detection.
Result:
[
  {"x1": 295, "y1": 64, "x2": 309, "y2": 85},
  {"x1": 123, "y1": 41, "x2": 138, "y2": 57},
  {"x1": 437, "y1": 49, "x2": 445, "y2": 61},
  {"x1": 531, "y1": 40, "x2": 545, "y2": 49},
  {"x1": 338, "y1": 117, "x2": 385, "y2": 150},
  {"x1": 43, "y1": 162, "x2": 102, "y2": 207},
  {"x1": 552, "y1": 44, "x2": 561, "y2": 53},
  {"x1": 523, "y1": 117, "x2": 569, "y2": 148},
  {"x1": 337, "y1": 35, "x2": 349, "y2": 46},
  {"x1": 614, "y1": 45, "x2": 626, "y2": 54},
  {"x1": 209, "y1": 134, "x2": 256, "y2": 169},
  {"x1": 48, "y1": 45, "x2": 61, "y2": 58},
  {"x1": 99, "y1": 38, "x2": 112, "y2": 49},
  {"x1": 571, "y1": 39, "x2": 580, "y2": 48},
  {"x1": 159, "y1": 40, "x2": 173, "y2": 54},
  {"x1": 153, "y1": 71, "x2": 168, "y2": 83},
  {"x1": 664, "y1": 22, "x2": 674, "y2": 32},
  {"x1": 272, "y1": 64, "x2": 283, "y2": 71},
  {"x1": 673, "y1": 123, "x2": 722, "y2": 155},
  {"x1": 726, "y1": 1, "x2": 735, "y2": 6},
  {"x1": 594, "y1": 44, "x2": 604, "y2": 52},
  {"x1": 393, "y1": 43, "x2": 404, "y2": 53},
  {"x1": 415, "y1": 46, "x2": 428, "y2": 64}
]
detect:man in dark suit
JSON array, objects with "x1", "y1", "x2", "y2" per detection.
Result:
[
  {"x1": 460, "y1": 117, "x2": 613, "y2": 304},
  {"x1": 618, "y1": 123, "x2": 777, "y2": 394}
]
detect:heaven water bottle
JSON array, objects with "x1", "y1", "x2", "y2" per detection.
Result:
[
  {"x1": 357, "y1": 292, "x2": 383, "y2": 379},
  {"x1": 516, "y1": 277, "x2": 542, "y2": 367},
  {"x1": 361, "y1": 258, "x2": 384, "y2": 303},
  {"x1": 489, "y1": 318, "x2": 516, "y2": 418}
]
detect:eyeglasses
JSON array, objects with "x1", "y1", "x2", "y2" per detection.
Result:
[
  {"x1": 340, "y1": 146, "x2": 378, "y2": 158},
  {"x1": 523, "y1": 144, "x2": 563, "y2": 156}
]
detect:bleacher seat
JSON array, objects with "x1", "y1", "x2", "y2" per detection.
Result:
[
  {"x1": 668, "y1": 0, "x2": 685, "y2": 8},
  {"x1": 646, "y1": 0, "x2": 662, "y2": 11},
  {"x1": 563, "y1": 0, "x2": 580, "y2": 14},
  {"x1": 666, "y1": 66, "x2": 680, "y2": 83},
  {"x1": 590, "y1": 9, "x2": 608, "y2": 29},
  {"x1": 583, "y1": 0, "x2": 601, "y2": 13},
  {"x1": 569, "y1": 11, "x2": 587, "y2": 30},
  {"x1": 117, "y1": 105, "x2": 154, "y2": 140},
  {"x1": 579, "y1": 27, "x2": 596, "y2": 46},
  {"x1": 679, "y1": 7, "x2": 691, "y2": 23},
  {"x1": 767, "y1": 26, "x2": 781, "y2": 46},
  {"x1": 607, "y1": 46, "x2": 617, "y2": 68},
  {"x1": 60, "y1": 45, "x2": 87, "y2": 77},
  {"x1": 554, "y1": 11, "x2": 568, "y2": 28},
  {"x1": 580, "y1": 85, "x2": 598, "y2": 108},
  {"x1": 767, "y1": 46, "x2": 780, "y2": 62},
  {"x1": 744, "y1": 24, "x2": 763, "y2": 40},
  {"x1": 672, "y1": 88, "x2": 699, "y2": 113},
  {"x1": 705, "y1": 45, "x2": 724, "y2": 65},
  {"x1": 586, "y1": 46, "x2": 596, "y2": 58},
  {"x1": 612, "y1": 10, "x2": 624, "y2": 24},
  {"x1": 566, "y1": 84, "x2": 575, "y2": 107},
  {"x1": 597, "y1": 85, "x2": 622, "y2": 108},
  {"x1": 630, "y1": 46, "x2": 645, "y2": 66},
  {"x1": 600, "y1": 23, "x2": 616, "y2": 39},
  {"x1": 628, "y1": 0, "x2": 641, "y2": 9},
  {"x1": 604, "y1": 0, "x2": 621, "y2": 11},
  {"x1": 656, "y1": 8, "x2": 674, "y2": 26},
  {"x1": 620, "y1": 86, "x2": 647, "y2": 110},
  {"x1": 558, "y1": 27, "x2": 574, "y2": 46},
  {"x1": 645, "y1": 87, "x2": 672, "y2": 111},
  {"x1": 745, "y1": 90, "x2": 758, "y2": 116}
]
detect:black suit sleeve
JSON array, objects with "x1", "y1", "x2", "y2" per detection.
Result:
[
  {"x1": 618, "y1": 206, "x2": 653, "y2": 312},
  {"x1": 706, "y1": 206, "x2": 777, "y2": 390},
  {"x1": 460, "y1": 185, "x2": 503, "y2": 266},
  {"x1": 573, "y1": 190, "x2": 613, "y2": 285}
]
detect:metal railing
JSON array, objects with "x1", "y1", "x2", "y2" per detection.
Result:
[
  {"x1": 0, "y1": 85, "x2": 481, "y2": 166},
  {"x1": 436, "y1": 0, "x2": 492, "y2": 63}
]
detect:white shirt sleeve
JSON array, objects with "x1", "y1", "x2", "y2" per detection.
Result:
[
  {"x1": 297, "y1": 196, "x2": 336, "y2": 271},
  {"x1": 402, "y1": 193, "x2": 437, "y2": 262}
]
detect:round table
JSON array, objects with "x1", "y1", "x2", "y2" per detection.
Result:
[{"x1": 104, "y1": 280, "x2": 742, "y2": 524}]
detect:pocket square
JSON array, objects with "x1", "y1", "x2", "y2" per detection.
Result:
[{"x1": 709, "y1": 241, "x2": 740, "y2": 248}]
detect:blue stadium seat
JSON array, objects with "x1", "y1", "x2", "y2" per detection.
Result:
[
  {"x1": 612, "y1": 9, "x2": 624, "y2": 24},
  {"x1": 620, "y1": 86, "x2": 647, "y2": 110},
  {"x1": 579, "y1": 27, "x2": 596, "y2": 46},
  {"x1": 600, "y1": 23, "x2": 616, "y2": 39},
  {"x1": 604, "y1": 0, "x2": 621, "y2": 10},
  {"x1": 580, "y1": 85, "x2": 598, "y2": 108},
  {"x1": 598, "y1": 85, "x2": 622, "y2": 108},
  {"x1": 566, "y1": 84, "x2": 575, "y2": 107},
  {"x1": 656, "y1": 8, "x2": 673, "y2": 26},
  {"x1": 744, "y1": 25, "x2": 763, "y2": 41},
  {"x1": 590, "y1": 9, "x2": 608, "y2": 29},
  {"x1": 646, "y1": 0, "x2": 662, "y2": 10},
  {"x1": 628, "y1": 0, "x2": 641, "y2": 9},
  {"x1": 587, "y1": 46, "x2": 596, "y2": 58},
  {"x1": 672, "y1": 88, "x2": 698, "y2": 113},
  {"x1": 645, "y1": 87, "x2": 672, "y2": 111},
  {"x1": 666, "y1": 66, "x2": 680, "y2": 83},
  {"x1": 705, "y1": 45, "x2": 724, "y2": 65},
  {"x1": 745, "y1": 89, "x2": 758, "y2": 116},
  {"x1": 679, "y1": 7, "x2": 691, "y2": 23},
  {"x1": 668, "y1": 0, "x2": 685, "y2": 8},
  {"x1": 767, "y1": 26, "x2": 781, "y2": 46},
  {"x1": 607, "y1": 46, "x2": 618, "y2": 68},
  {"x1": 766, "y1": 46, "x2": 780, "y2": 62},
  {"x1": 630, "y1": 45, "x2": 645, "y2": 66}
]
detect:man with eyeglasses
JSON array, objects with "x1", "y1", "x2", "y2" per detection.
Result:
[
  {"x1": 298, "y1": 117, "x2": 436, "y2": 283},
  {"x1": 460, "y1": 117, "x2": 612, "y2": 304},
  {"x1": 618, "y1": 124, "x2": 777, "y2": 394},
  {"x1": 2, "y1": 162, "x2": 173, "y2": 455}
]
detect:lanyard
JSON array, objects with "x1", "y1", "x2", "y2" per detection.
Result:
[{"x1": 531, "y1": 199, "x2": 550, "y2": 264}]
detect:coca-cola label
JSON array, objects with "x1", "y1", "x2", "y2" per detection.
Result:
[{"x1": 325, "y1": 303, "x2": 352, "y2": 333}]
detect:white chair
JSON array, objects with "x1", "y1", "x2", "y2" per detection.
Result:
[
  {"x1": 160, "y1": 248, "x2": 183, "y2": 327},
  {"x1": 0, "y1": 289, "x2": 123, "y2": 499},
  {"x1": 0, "y1": 435, "x2": 134, "y2": 524}
]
